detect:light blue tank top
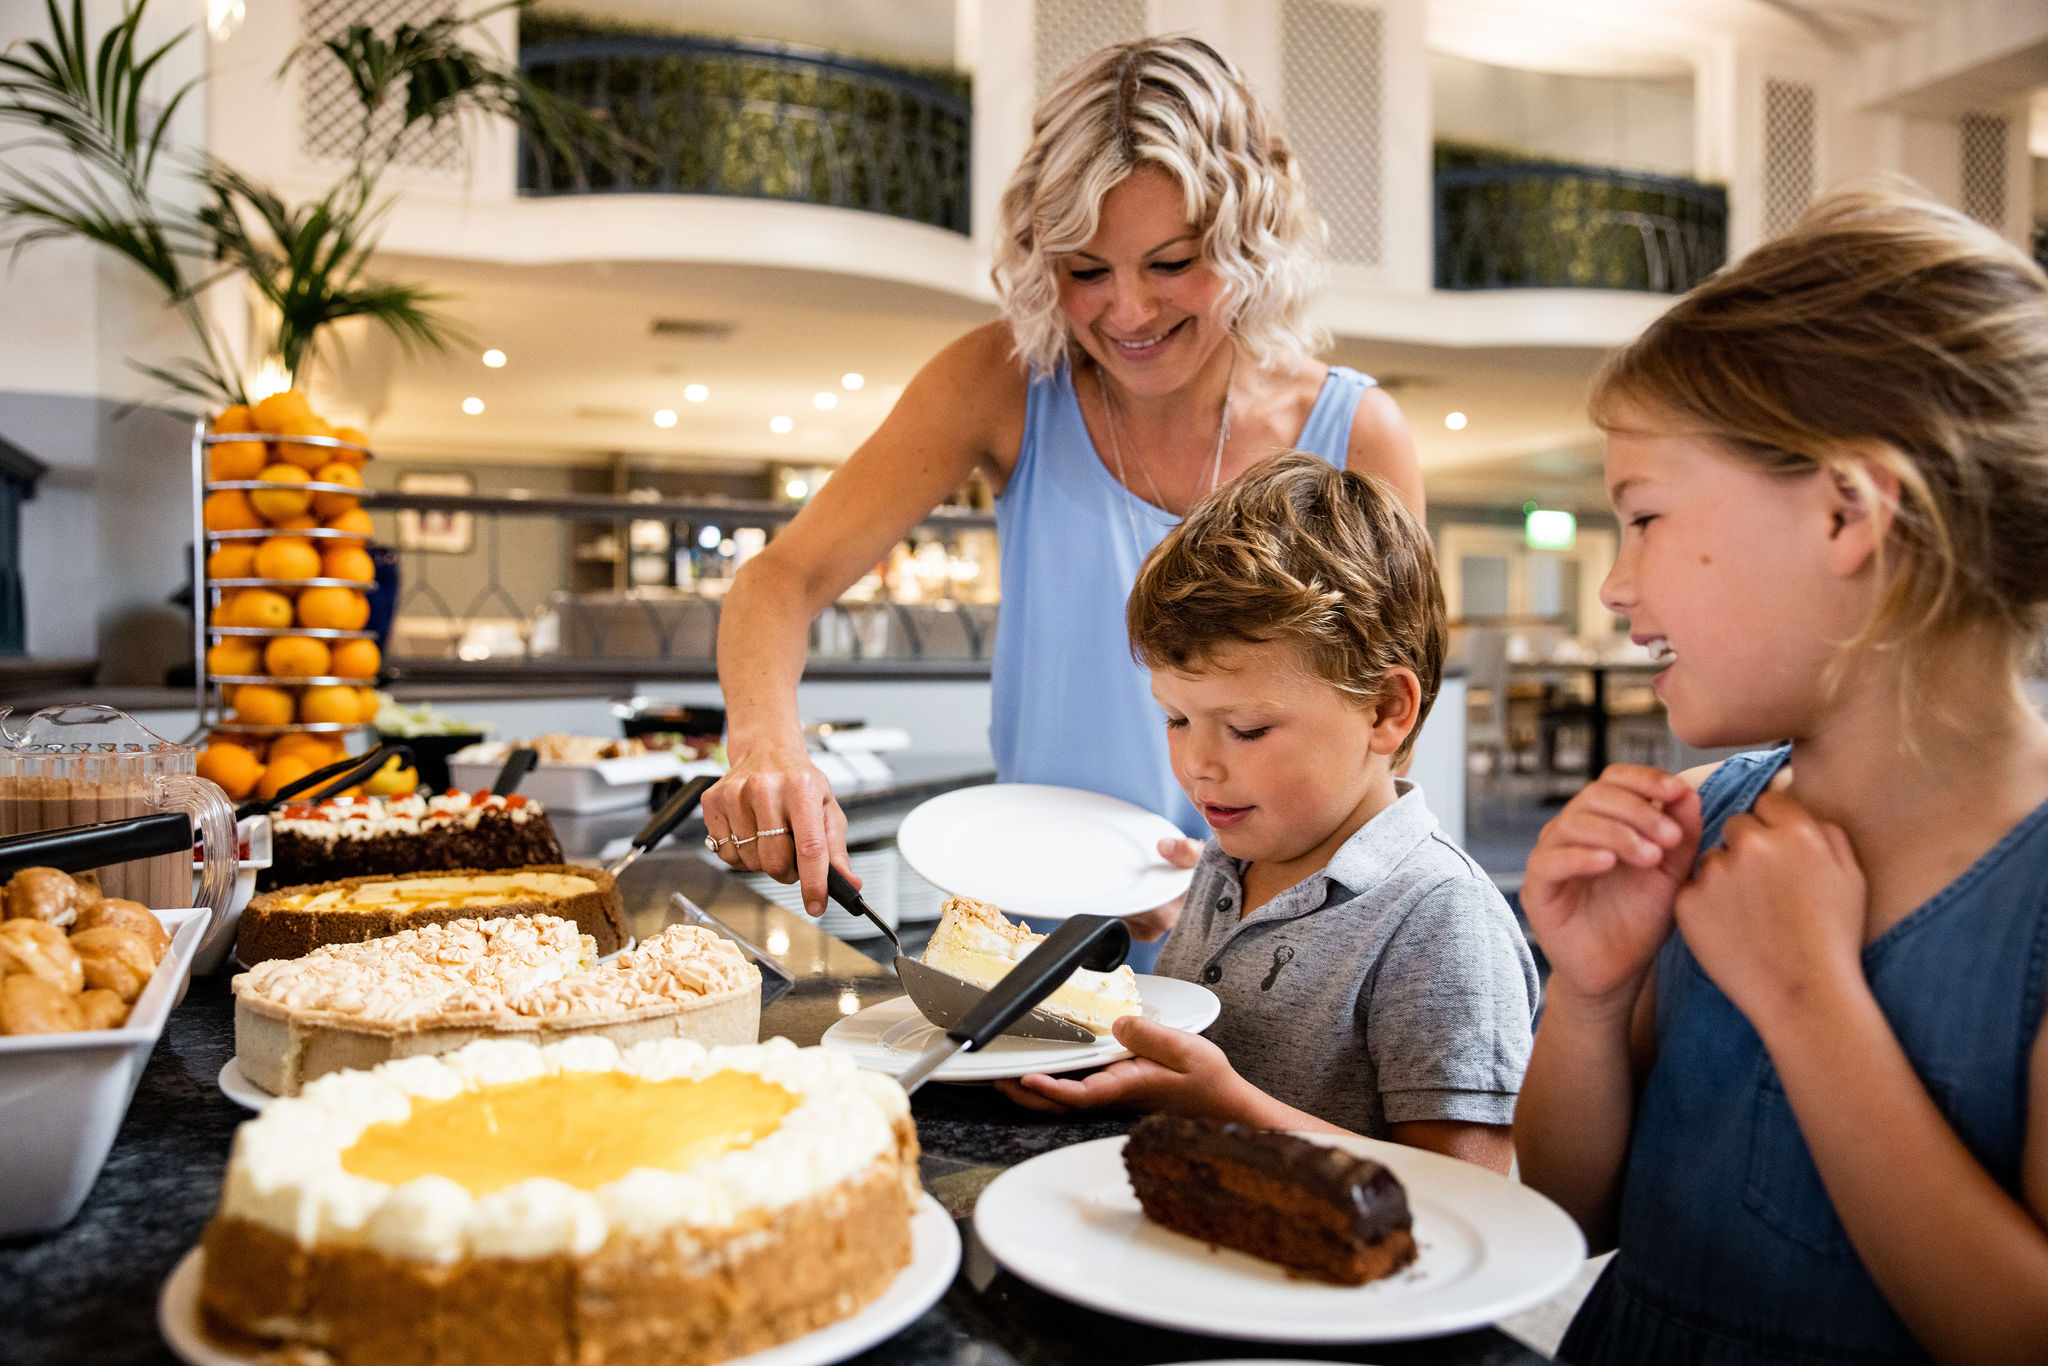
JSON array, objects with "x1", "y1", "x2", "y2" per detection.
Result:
[
  {"x1": 989, "y1": 361, "x2": 1376, "y2": 836},
  {"x1": 1561, "y1": 747, "x2": 2048, "y2": 1365}
]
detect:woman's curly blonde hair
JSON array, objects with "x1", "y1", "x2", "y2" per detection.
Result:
[{"x1": 991, "y1": 35, "x2": 1329, "y2": 376}]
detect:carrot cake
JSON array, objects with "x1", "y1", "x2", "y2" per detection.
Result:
[
  {"x1": 200, "y1": 1035, "x2": 920, "y2": 1366},
  {"x1": 921, "y1": 895, "x2": 1142, "y2": 1033},
  {"x1": 233, "y1": 916, "x2": 761, "y2": 1096},
  {"x1": 237, "y1": 866, "x2": 626, "y2": 965}
]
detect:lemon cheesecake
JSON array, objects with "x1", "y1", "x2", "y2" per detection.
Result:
[
  {"x1": 233, "y1": 916, "x2": 762, "y2": 1096},
  {"x1": 200, "y1": 1036, "x2": 920, "y2": 1366},
  {"x1": 922, "y1": 896, "x2": 1142, "y2": 1033},
  {"x1": 238, "y1": 866, "x2": 627, "y2": 965}
]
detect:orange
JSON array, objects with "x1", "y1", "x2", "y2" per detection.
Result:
[
  {"x1": 268, "y1": 733, "x2": 343, "y2": 768},
  {"x1": 328, "y1": 638, "x2": 381, "y2": 679},
  {"x1": 356, "y1": 686, "x2": 381, "y2": 722},
  {"x1": 205, "y1": 638, "x2": 261, "y2": 677},
  {"x1": 206, "y1": 543, "x2": 257, "y2": 579},
  {"x1": 297, "y1": 586, "x2": 369, "y2": 631},
  {"x1": 231, "y1": 684, "x2": 295, "y2": 727},
  {"x1": 248, "y1": 465, "x2": 312, "y2": 522},
  {"x1": 329, "y1": 426, "x2": 371, "y2": 467},
  {"x1": 229, "y1": 589, "x2": 294, "y2": 631},
  {"x1": 310, "y1": 463, "x2": 361, "y2": 518},
  {"x1": 208, "y1": 440, "x2": 267, "y2": 481},
  {"x1": 251, "y1": 390, "x2": 314, "y2": 436},
  {"x1": 275, "y1": 413, "x2": 337, "y2": 473},
  {"x1": 202, "y1": 489, "x2": 264, "y2": 533},
  {"x1": 253, "y1": 536, "x2": 322, "y2": 581},
  {"x1": 212, "y1": 405, "x2": 255, "y2": 435},
  {"x1": 322, "y1": 507, "x2": 375, "y2": 540},
  {"x1": 264, "y1": 635, "x2": 331, "y2": 679},
  {"x1": 256, "y1": 755, "x2": 314, "y2": 801},
  {"x1": 320, "y1": 545, "x2": 374, "y2": 583},
  {"x1": 196, "y1": 742, "x2": 264, "y2": 801},
  {"x1": 299, "y1": 685, "x2": 361, "y2": 725}
]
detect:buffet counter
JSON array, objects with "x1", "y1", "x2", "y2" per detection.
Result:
[{"x1": 1, "y1": 842, "x2": 1546, "y2": 1365}]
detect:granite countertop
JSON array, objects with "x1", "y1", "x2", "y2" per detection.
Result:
[{"x1": 0, "y1": 851, "x2": 1546, "y2": 1366}]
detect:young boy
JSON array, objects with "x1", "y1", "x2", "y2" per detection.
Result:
[{"x1": 998, "y1": 451, "x2": 1538, "y2": 1172}]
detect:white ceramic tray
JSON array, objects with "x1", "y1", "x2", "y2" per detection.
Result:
[{"x1": 448, "y1": 751, "x2": 684, "y2": 813}]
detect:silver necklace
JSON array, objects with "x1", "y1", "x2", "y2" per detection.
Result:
[{"x1": 1098, "y1": 352, "x2": 1235, "y2": 560}]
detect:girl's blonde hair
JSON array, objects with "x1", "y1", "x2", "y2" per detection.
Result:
[
  {"x1": 991, "y1": 35, "x2": 1328, "y2": 375},
  {"x1": 1593, "y1": 187, "x2": 2048, "y2": 678}
]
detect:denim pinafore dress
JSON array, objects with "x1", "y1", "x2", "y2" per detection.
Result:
[{"x1": 1560, "y1": 747, "x2": 2048, "y2": 1365}]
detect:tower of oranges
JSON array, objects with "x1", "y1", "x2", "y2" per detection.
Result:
[{"x1": 196, "y1": 389, "x2": 401, "y2": 803}]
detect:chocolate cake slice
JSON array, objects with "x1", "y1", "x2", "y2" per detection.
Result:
[
  {"x1": 260, "y1": 791, "x2": 564, "y2": 890},
  {"x1": 1123, "y1": 1114, "x2": 1417, "y2": 1285}
]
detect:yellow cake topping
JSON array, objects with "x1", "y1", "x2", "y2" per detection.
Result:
[
  {"x1": 341, "y1": 1068, "x2": 797, "y2": 1194},
  {"x1": 279, "y1": 871, "x2": 599, "y2": 912}
]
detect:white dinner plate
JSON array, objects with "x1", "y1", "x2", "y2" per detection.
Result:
[
  {"x1": 973, "y1": 1134, "x2": 1586, "y2": 1343},
  {"x1": 158, "y1": 1193, "x2": 959, "y2": 1366},
  {"x1": 215, "y1": 1059, "x2": 273, "y2": 1112},
  {"x1": 820, "y1": 974, "x2": 1219, "y2": 1082},
  {"x1": 895, "y1": 784, "x2": 1195, "y2": 919}
]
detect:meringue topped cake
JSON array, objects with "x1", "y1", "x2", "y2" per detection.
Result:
[
  {"x1": 921, "y1": 896, "x2": 1142, "y2": 1033},
  {"x1": 200, "y1": 1036, "x2": 920, "y2": 1366}
]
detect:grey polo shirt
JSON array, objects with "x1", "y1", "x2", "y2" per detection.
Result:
[{"x1": 1155, "y1": 781, "x2": 1539, "y2": 1138}]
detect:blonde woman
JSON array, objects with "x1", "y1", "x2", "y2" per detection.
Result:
[{"x1": 705, "y1": 36, "x2": 1421, "y2": 933}]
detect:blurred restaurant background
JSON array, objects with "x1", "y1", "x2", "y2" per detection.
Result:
[{"x1": 0, "y1": 0, "x2": 2038, "y2": 886}]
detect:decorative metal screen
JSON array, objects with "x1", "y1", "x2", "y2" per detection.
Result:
[
  {"x1": 1761, "y1": 78, "x2": 1816, "y2": 239},
  {"x1": 1282, "y1": 0, "x2": 1383, "y2": 268},
  {"x1": 1033, "y1": 0, "x2": 1145, "y2": 99},
  {"x1": 1960, "y1": 113, "x2": 2009, "y2": 229},
  {"x1": 299, "y1": 0, "x2": 465, "y2": 172}
]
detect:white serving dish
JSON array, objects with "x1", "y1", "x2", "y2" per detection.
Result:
[
  {"x1": 0, "y1": 906, "x2": 207, "y2": 1237},
  {"x1": 192, "y1": 816, "x2": 270, "y2": 976},
  {"x1": 447, "y1": 752, "x2": 684, "y2": 813}
]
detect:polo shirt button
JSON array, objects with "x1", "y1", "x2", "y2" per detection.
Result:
[
  {"x1": 1218, "y1": 895, "x2": 1234, "y2": 911},
  {"x1": 1201, "y1": 964, "x2": 1222, "y2": 984}
]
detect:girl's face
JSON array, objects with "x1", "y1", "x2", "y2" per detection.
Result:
[
  {"x1": 1601, "y1": 413, "x2": 1874, "y2": 749},
  {"x1": 1055, "y1": 165, "x2": 1231, "y2": 399}
]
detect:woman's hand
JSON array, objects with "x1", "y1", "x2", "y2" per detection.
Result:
[
  {"x1": 1523, "y1": 764, "x2": 1701, "y2": 1010},
  {"x1": 994, "y1": 1016, "x2": 1254, "y2": 1118},
  {"x1": 1120, "y1": 837, "x2": 1204, "y2": 942},
  {"x1": 701, "y1": 741, "x2": 854, "y2": 919},
  {"x1": 1675, "y1": 790, "x2": 1867, "y2": 1036}
]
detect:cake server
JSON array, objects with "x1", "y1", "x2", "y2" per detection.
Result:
[
  {"x1": 669, "y1": 892, "x2": 796, "y2": 1005},
  {"x1": 489, "y1": 747, "x2": 539, "y2": 797},
  {"x1": 825, "y1": 865, "x2": 901, "y2": 951},
  {"x1": 606, "y1": 774, "x2": 719, "y2": 878},
  {"x1": 231, "y1": 741, "x2": 415, "y2": 820},
  {"x1": 895, "y1": 913, "x2": 1132, "y2": 1093}
]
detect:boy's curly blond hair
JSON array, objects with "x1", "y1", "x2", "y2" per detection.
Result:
[{"x1": 1127, "y1": 451, "x2": 1446, "y2": 760}]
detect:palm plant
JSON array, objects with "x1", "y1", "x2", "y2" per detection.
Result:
[{"x1": 0, "y1": 0, "x2": 601, "y2": 410}]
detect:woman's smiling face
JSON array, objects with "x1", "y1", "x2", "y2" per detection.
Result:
[{"x1": 1055, "y1": 165, "x2": 1231, "y2": 398}]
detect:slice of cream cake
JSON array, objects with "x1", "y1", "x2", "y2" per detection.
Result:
[{"x1": 920, "y1": 896, "x2": 1142, "y2": 1034}]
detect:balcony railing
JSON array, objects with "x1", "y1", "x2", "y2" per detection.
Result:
[
  {"x1": 1435, "y1": 161, "x2": 1727, "y2": 294},
  {"x1": 519, "y1": 36, "x2": 971, "y2": 235}
]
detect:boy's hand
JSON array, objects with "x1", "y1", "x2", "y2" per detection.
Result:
[
  {"x1": 1675, "y1": 790, "x2": 1867, "y2": 1036},
  {"x1": 1523, "y1": 764, "x2": 1701, "y2": 1010},
  {"x1": 1121, "y1": 838, "x2": 1205, "y2": 943},
  {"x1": 994, "y1": 1016, "x2": 1251, "y2": 1118}
]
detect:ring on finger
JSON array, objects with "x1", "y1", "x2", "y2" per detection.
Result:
[
  {"x1": 752, "y1": 827, "x2": 789, "y2": 840},
  {"x1": 704, "y1": 834, "x2": 733, "y2": 851}
]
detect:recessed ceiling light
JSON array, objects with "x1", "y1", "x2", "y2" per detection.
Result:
[
  {"x1": 653, "y1": 409, "x2": 677, "y2": 428},
  {"x1": 769, "y1": 415, "x2": 794, "y2": 434},
  {"x1": 841, "y1": 372, "x2": 864, "y2": 390},
  {"x1": 813, "y1": 392, "x2": 837, "y2": 410},
  {"x1": 481, "y1": 349, "x2": 506, "y2": 368},
  {"x1": 1444, "y1": 411, "x2": 1468, "y2": 430},
  {"x1": 462, "y1": 397, "x2": 484, "y2": 415},
  {"x1": 698, "y1": 525, "x2": 720, "y2": 549},
  {"x1": 684, "y1": 384, "x2": 708, "y2": 402},
  {"x1": 785, "y1": 478, "x2": 809, "y2": 498}
]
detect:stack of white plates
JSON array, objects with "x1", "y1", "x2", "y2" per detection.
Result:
[
  {"x1": 735, "y1": 847, "x2": 899, "y2": 941},
  {"x1": 893, "y1": 849, "x2": 945, "y2": 923}
]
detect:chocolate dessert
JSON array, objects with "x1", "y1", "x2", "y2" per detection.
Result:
[
  {"x1": 1123, "y1": 1114, "x2": 1417, "y2": 1285},
  {"x1": 260, "y1": 790, "x2": 564, "y2": 890}
]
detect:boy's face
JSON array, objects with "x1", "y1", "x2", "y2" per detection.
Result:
[{"x1": 1152, "y1": 639, "x2": 1410, "y2": 869}]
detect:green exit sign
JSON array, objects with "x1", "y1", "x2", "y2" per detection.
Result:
[{"x1": 1525, "y1": 508, "x2": 1576, "y2": 550}]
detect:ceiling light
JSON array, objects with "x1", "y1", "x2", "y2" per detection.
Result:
[
  {"x1": 482, "y1": 349, "x2": 506, "y2": 368},
  {"x1": 653, "y1": 409, "x2": 677, "y2": 428},
  {"x1": 785, "y1": 479, "x2": 809, "y2": 498},
  {"x1": 841, "y1": 372, "x2": 864, "y2": 391},
  {"x1": 769, "y1": 415, "x2": 794, "y2": 434},
  {"x1": 698, "y1": 526, "x2": 720, "y2": 549},
  {"x1": 462, "y1": 397, "x2": 484, "y2": 415},
  {"x1": 684, "y1": 384, "x2": 708, "y2": 402},
  {"x1": 813, "y1": 392, "x2": 837, "y2": 410},
  {"x1": 1444, "y1": 411, "x2": 1468, "y2": 430}
]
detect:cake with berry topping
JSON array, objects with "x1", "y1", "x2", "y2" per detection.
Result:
[{"x1": 260, "y1": 790, "x2": 564, "y2": 891}]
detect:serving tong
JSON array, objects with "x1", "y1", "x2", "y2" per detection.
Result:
[
  {"x1": 231, "y1": 741, "x2": 417, "y2": 821},
  {"x1": 0, "y1": 810, "x2": 203, "y2": 882}
]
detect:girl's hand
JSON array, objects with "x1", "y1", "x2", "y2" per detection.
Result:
[
  {"x1": 701, "y1": 742, "x2": 853, "y2": 919},
  {"x1": 1120, "y1": 838, "x2": 1204, "y2": 943},
  {"x1": 1675, "y1": 790, "x2": 1867, "y2": 1036},
  {"x1": 993, "y1": 1016, "x2": 1253, "y2": 1117},
  {"x1": 1523, "y1": 765, "x2": 1701, "y2": 1009}
]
